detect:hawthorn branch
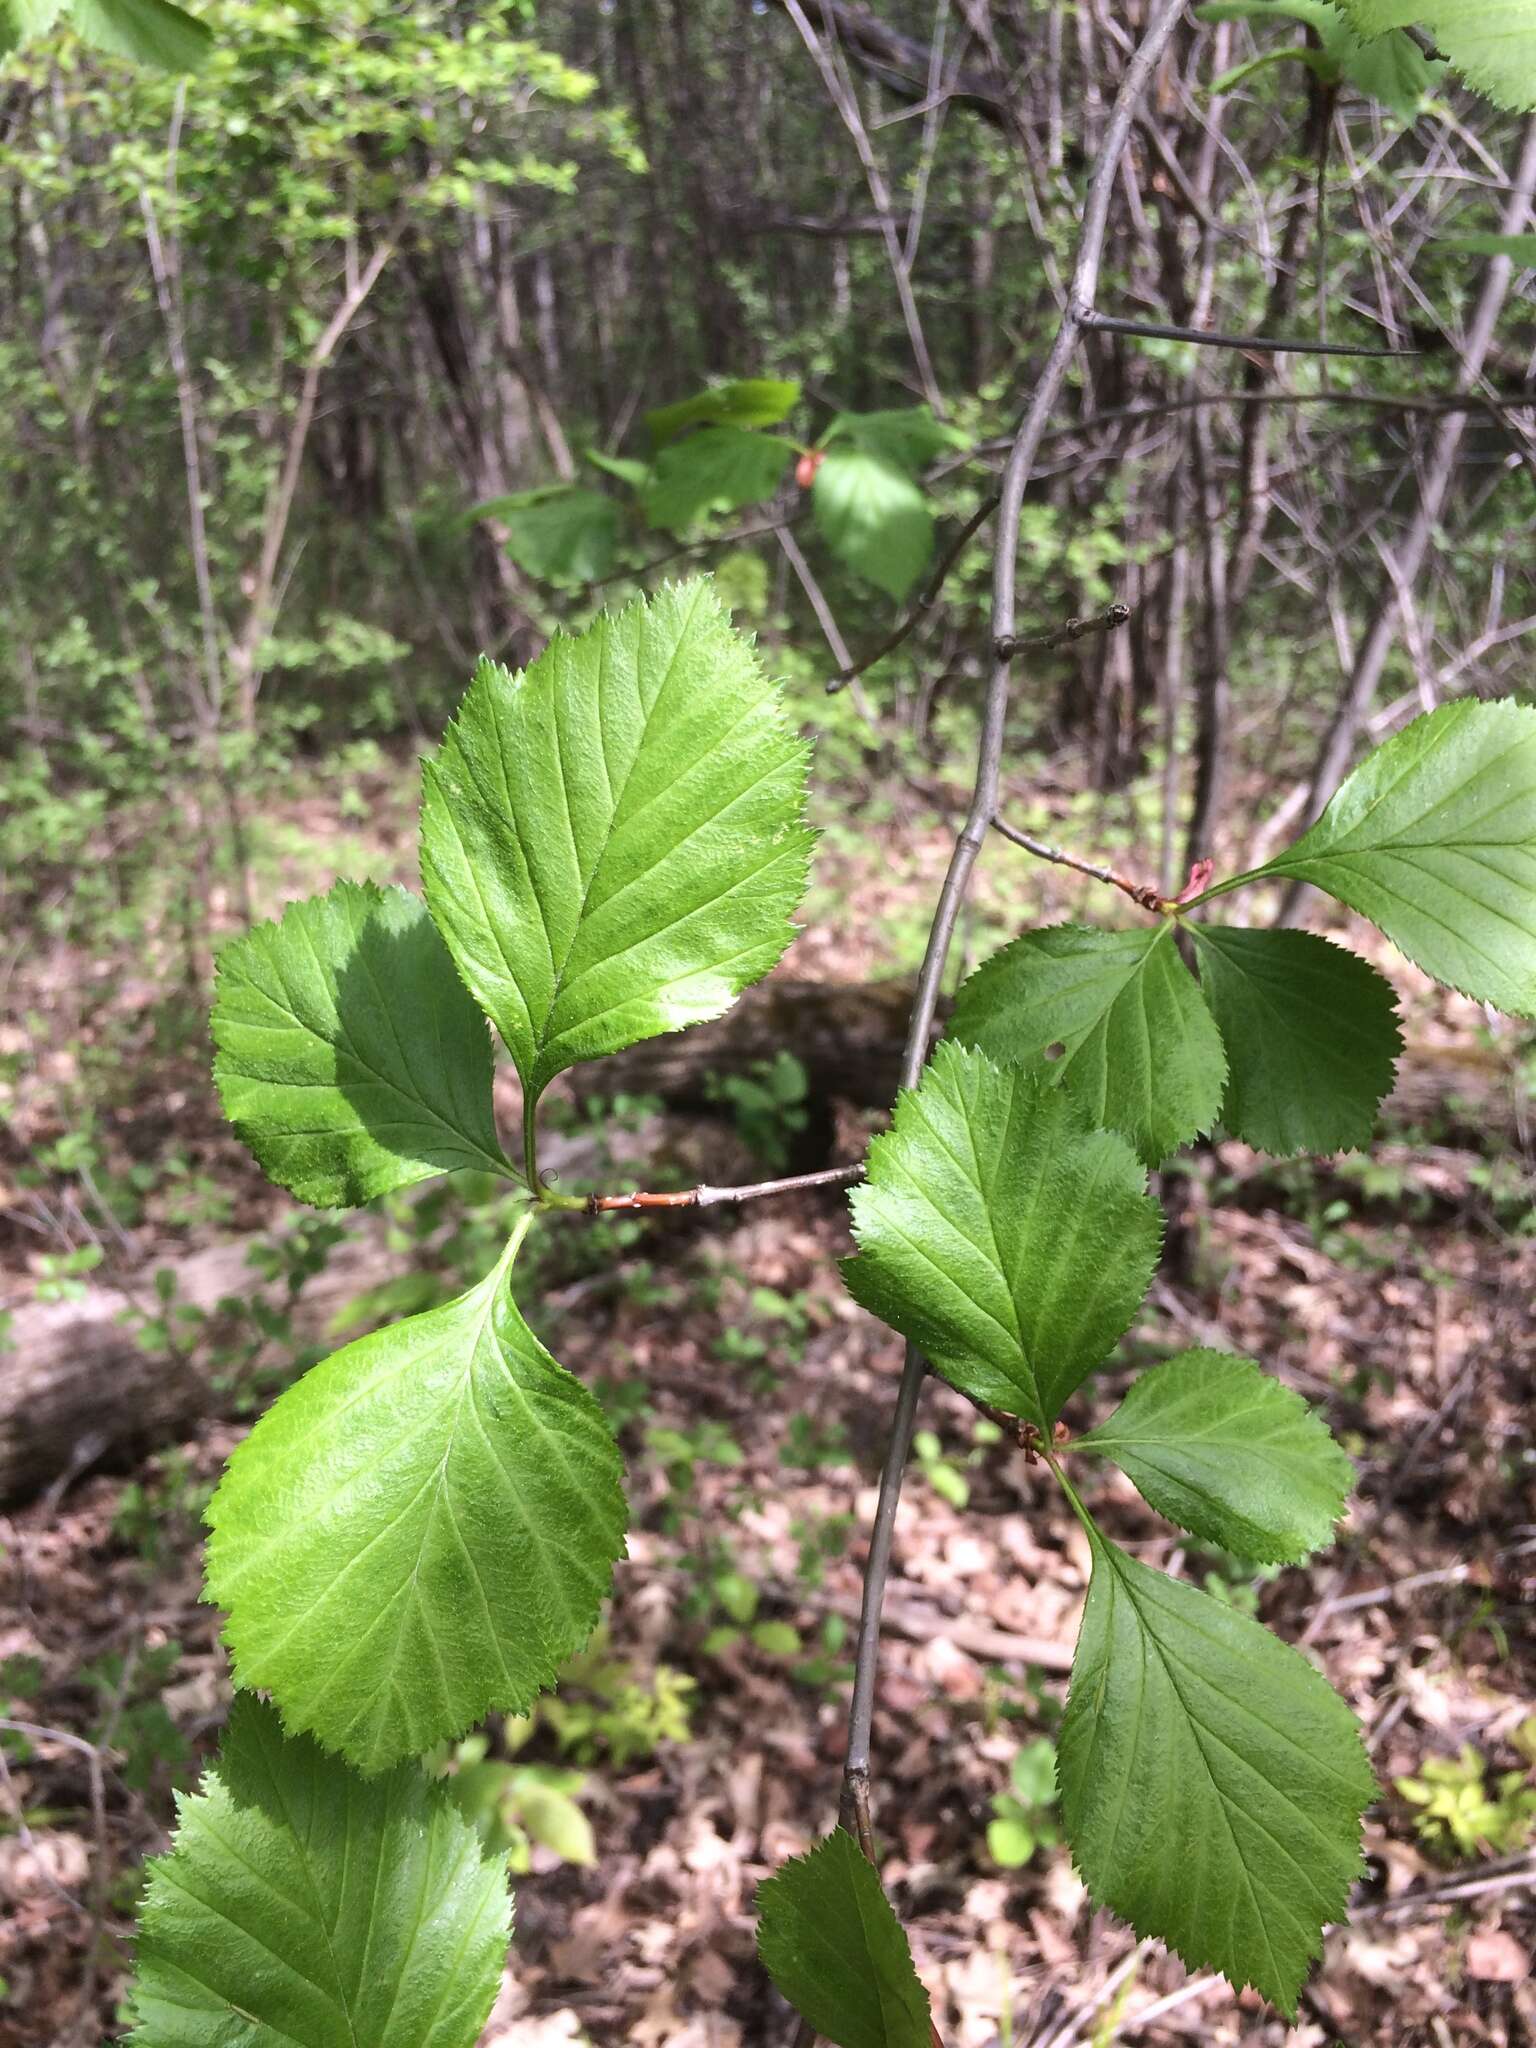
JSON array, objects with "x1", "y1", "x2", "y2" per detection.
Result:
[
  {"x1": 836, "y1": 0, "x2": 1190, "y2": 1860},
  {"x1": 991, "y1": 813, "x2": 1165, "y2": 912},
  {"x1": 538, "y1": 1162, "x2": 865, "y2": 1214}
]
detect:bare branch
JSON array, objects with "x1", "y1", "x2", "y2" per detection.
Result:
[
  {"x1": 1079, "y1": 309, "x2": 1415, "y2": 358},
  {"x1": 836, "y1": 0, "x2": 1191, "y2": 1862}
]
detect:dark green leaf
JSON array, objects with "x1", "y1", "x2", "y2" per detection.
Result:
[
  {"x1": 477, "y1": 486, "x2": 618, "y2": 585},
  {"x1": 646, "y1": 377, "x2": 801, "y2": 448},
  {"x1": 421, "y1": 580, "x2": 813, "y2": 1100},
  {"x1": 1189, "y1": 925, "x2": 1401, "y2": 1154},
  {"x1": 205, "y1": 1218, "x2": 627, "y2": 1772},
  {"x1": 952, "y1": 923, "x2": 1227, "y2": 1166},
  {"x1": 757, "y1": 1829, "x2": 931, "y2": 2048},
  {"x1": 641, "y1": 426, "x2": 790, "y2": 532},
  {"x1": 1059, "y1": 1528, "x2": 1373, "y2": 2015},
  {"x1": 812, "y1": 447, "x2": 933, "y2": 602},
  {"x1": 1252, "y1": 699, "x2": 1536, "y2": 1017},
  {"x1": 1074, "y1": 1349, "x2": 1354, "y2": 1561},
  {"x1": 128, "y1": 1696, "x2": 509, "y2": 2047},
  {"x1": 213, "y1": 880, "x2": 511, "y2": 1207},
  {"x1": 843, "y1": 1041, "x2": 1162, "y2": 1431}
]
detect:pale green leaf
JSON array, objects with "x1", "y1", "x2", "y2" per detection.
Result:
[
  {"x1": 0, "y1": 0, "x2": 64, "y2": 55},
  {"x1": 128, "y1": 1696, "x2": 509, "y2": 2048},
  {"x1": 420, "y1": 580, "x2": 813, "y2": 1100},
  {"x1": 646, "y1": 377, "x2": 801, "y2": 448},
  {"x1": 641, "y1": 426, "x2": 790, "y2": 532},
  {"x1": 1059, "y1": 1529, "x2": 1373, "y2": 2015},
  {"x1": 70, "y1": 0, "x2": 211, "y2": 68},
  {"x1": 1253, "y1": 700, "x2": 1536, "y2": 1017},
  {"x1": 756, "y1": 1829, "x2": 932, "y2": 2048},
  {"x1": 952, "y1": 923, "x2": 1227, "y2": 1166},
  {"x1": 213, "y1": 880, "x2": 512, "y2": 1207},
  {"x1": 1190, "y1": 926, "x2": 1401, "y2": 1155},
  {"x1": 821, "y1": 405, "x2": 965, "y2": 477},
  {"x1": 812, "y1": 447, "x2": 933, "y2": 602},
  {"x1": 205, "y1": 1217, "x2": 627, "y2": 1772},
  {"x1": 476, "y1": 486, "x2": 618, "y2": 586},
  {"x1": 583, "y1": 446, "x2": 650, "y2": 488},
  {"x1": 1333, "y1": 0, "x2": 1536, "y2": 109},
  {"x1": 843, "y1": 1041, "x2": 1162, "y2": 1431},
  {"x1": 1074, "y1": 1350, "x2": 1354, "y2": 1562}
]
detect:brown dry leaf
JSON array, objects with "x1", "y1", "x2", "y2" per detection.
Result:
[{"x1": 1464, "y1": 1930, "x2": 1529, "y2": 1982}]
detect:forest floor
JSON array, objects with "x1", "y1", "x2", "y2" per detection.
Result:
[{"x1": 1, "y1": 740, "x2": 1533, "y2": 2048}]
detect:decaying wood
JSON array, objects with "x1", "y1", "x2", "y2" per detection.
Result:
[{"x1": 0, "y1": 1228, "x2": 390, "y2": 1510}]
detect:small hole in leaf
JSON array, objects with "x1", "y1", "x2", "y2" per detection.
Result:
[{"x1": 1044, "y1": 1041, "x2": 1066, "y2": 1062}]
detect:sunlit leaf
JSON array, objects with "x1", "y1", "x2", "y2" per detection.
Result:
[
  {"x1": 206, "y1": 1218, "x2": 627, "y2": 1772},
  {"x1": 421, "y1": 579, "x2": 813, "y2": 1100},
  {"x1": 1252, "y1": 700, "x2": 1536, "y2": 1017},
  {"x1": 128, "y1": 1696, "x2": 509, "y2": 2047}
]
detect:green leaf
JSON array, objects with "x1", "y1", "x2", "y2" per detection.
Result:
[
  {"x1": 515, "y1": 1776, "x2": 596, "y2": 1866},
  {"x1": 420, "y1": 579, "x2": 813, "y2": 1100},
  {"x1": 0, "y1": 0, "x2": 64, "y2": 56},
  {"x1": 128, "y1": 1695, "x2": 509, "y2": 2047},
  {"x1": 812, "y1": 447, "x2": 933, "y2": 602},
  {"x1": 1334, "y1": 0, "x2": 1536, "y2": 109},
  {"x1": 646, "y1": 377, "x2": 801, "y2": 449},
  {"x1": 757, "y1": 1829, "x2": 932, "y2": 2048},
  {"x1": 821, "y1": 406, "x2": 964, "y2": 477},
  {"x1": 1441, "y1": 231, "x2": 1536, "y2": 260},
  {"x1": 1058, "y1": 1528, "x2": 1373, "y2": 2015},
  {"x1": 583, "y1": 446, "x2": 651, "y2": 489},
  {"x1": 1339, "y1": 22, "x2": 1443, "y2": 115},
  {"x1": 1251, "y1": 700, "x2": 1536, "y2": 1018},
  {"x1": 952, "y1": 923, "x2": 1227, "y2": 1167},
  {"x1": 1074, "y1": 1350, "x2": 1354, "y2": 1562},
  {"x1": 205, "y1": 1216, "x2": 627, "y2": 1773},
  {"x1": 1199, "y1": 0, "x2": 1439, "y2": 113},
  {"x1": 987, "y1": 1816, "x2": 1038, "y2": 1867},
  {"x1": 476, "y1": 486, "x2": 618, "y2": 586},
  {"x1": 843, "y1": 1041, "x2": 1162, "y2": 1431},
  {"x1": 1189, "y1": 926, "x2": 1401, "y2": 1155},
  {"x1": 640, "y1": 426, "x2": 790, "y2": 533},
  {"x1": 69, "y1": 0, "x2": 211, "y2": 69},
  {"x1": 212, "y1": 881, "x2": 512, "y2": 1208}
]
